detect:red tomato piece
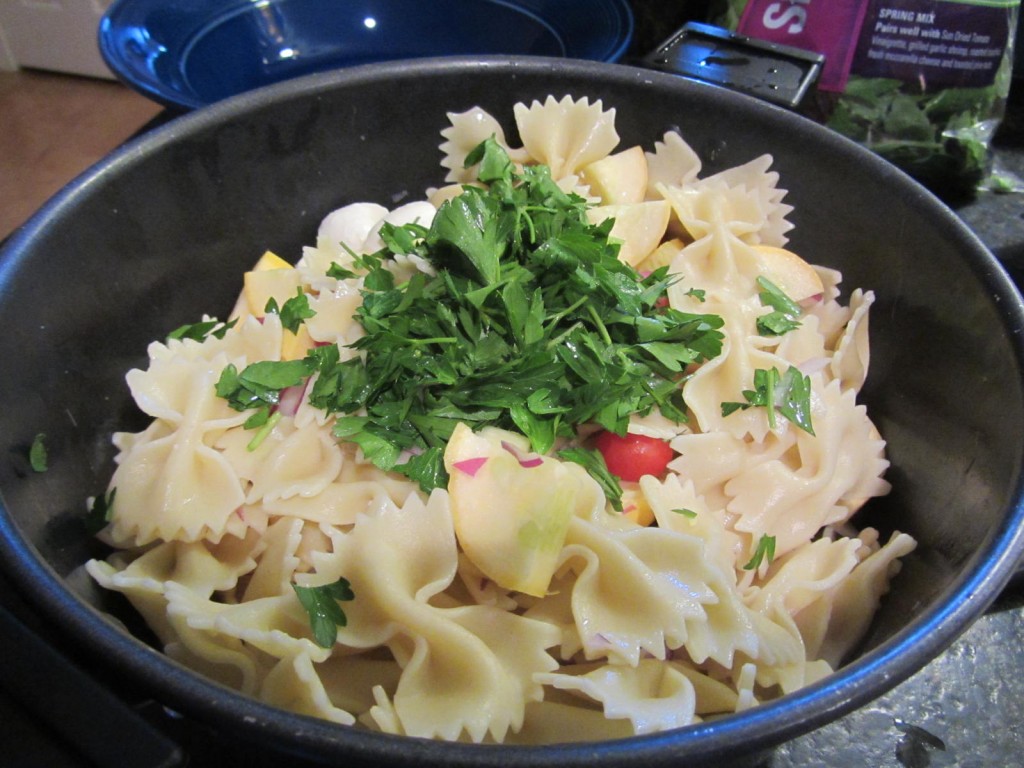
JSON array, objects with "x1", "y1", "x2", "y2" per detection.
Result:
[{"x1": 593, "y1": 431, "x2": 674, "y2": 482}]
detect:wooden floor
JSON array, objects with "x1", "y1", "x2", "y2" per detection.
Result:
[{"x1": 0, "y1": 69, "x2": 163, "y2": 240}]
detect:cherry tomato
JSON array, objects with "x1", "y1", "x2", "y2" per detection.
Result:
[{"x1": 593, "y1": 431, "x2": 674, "y2": 482}]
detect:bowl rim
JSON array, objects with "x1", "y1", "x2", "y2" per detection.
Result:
[
  {"x1": 97, "y1": 0, "x2": 637, "y2": 111},
  {"x1": 3, "y1": 54, "x2": 1024, "y2": 766}
]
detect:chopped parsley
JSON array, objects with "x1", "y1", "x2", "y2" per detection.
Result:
[
  {"x1": 302, "y1": 138, "x2": 724, "y2": 493},
  {"x1": 743, "y1": 534, "x2": 777, "y2": 571},
  {"x1": 755, "y1": 276, "x2": 802, "y2": 336},
  {"x1": 721, "y1": 365, "x2": 814, "y2": 435},
  {"x1": 556, "y1": 446, "x2": 624, "y2": 512},
  {"x1": 293, "y1": 577, "x2": 354, "y2": 648},
  {"x1": 85, "y1": 488, "x2": 116, "y2": 535},
  {"x1": 215, "y1": 359, "x2": 314, "y2": 430},
  {"x1": 29, "y1": 433, "x2": 47, "y2": 473},
  {"x1": 265, "y1": 288, "x2": 316, "y2": 334},
  {"x1": 167, "y1": 317, "x2": 237, "y2": 342}
]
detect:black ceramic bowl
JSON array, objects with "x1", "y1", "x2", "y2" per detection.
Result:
[{"x1": 2, "y1": 57, "x2": 1024, "y2": 767}]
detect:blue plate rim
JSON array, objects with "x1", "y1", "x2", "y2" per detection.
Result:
[{"x1": 98, "y1": 0, "x2": 635, "y2": 111}]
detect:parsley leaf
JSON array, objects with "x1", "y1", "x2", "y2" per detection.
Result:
[
  {"x1": 85, "y1": 488, "x2": 116, "y2": 535},
  {"x1": 721, "y1": 366, "x2": 815, "y2": 435},
  {"x1": 306, "y1": 140, "x2": 723, "y2": 497},
  {"x1": 755, "y1": 276, "x2": 802, "y2": 336},
  {"x1": 293, "y1": 577, "x2": 354, "y2": 648},
  {"x1": 29, "y1": 433, "x2": 47, "y2": 472},
  {"x1": 743, "y1": 534, "x2": 777, "y2": 571},
  {"x1": 216, "y1": 359, "x2": 314, "y2": 432},
  {"x1": 167, "y1": 317, "x2": 237, "y2": 342},
  {"x1": 557, "y1": 447, "x2": 624, "y2": 512},
  {"x1": 265, "y1": 288, "x2": 316, "y2": 334}
]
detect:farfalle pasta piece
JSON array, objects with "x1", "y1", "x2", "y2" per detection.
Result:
[
  {"x1": 665, "y1": 231, "x2": 764, "y2": 311},
  {"x1": 645, "y1": 130, "x2": 702, "y2": 198},
  {"x1": 145, "y1": 312, "x2": 284, "y2": 369},
  {"x1": 310, "y1": 490, "x2": 560, "y2": 743},
  {"x1": 536, "y1": 660, "x2": 698, "y2": 735},
  {"x1": 701, "y1": 155, "x2": 794, "y2": 246},
  {"x1": 809, "y1": 531, "x2": 917, "y2": 667},
  {"x1": 513, "y1": 95, "x2": 619, "y2": 180},
  {"x1": 725, "y1": 379, "x2": 891, "y2": 557},
  {"x1": 558, "y1": 513, "x2": 761, "y2": 669},
  {"x1": 748, "y1": 536, "x2": 864, "y2": 619},
  {"x1": 668, "y1": 429, "x2": 791, "y2": 514},
  {"x1": 659, "y1": 179, "x2": 763, "y2": 244},
  {"x1": 830, "y1": 289, "x2": 874, "y2": 393},
  {"x1": 676, "y1": 301, "x2": 786, "y2": 439},
  {"x1": 303, "y1": 284, "x2": 364, "y2": 347},
  {"x1": 261, "y1": 653, "x2": 357, "y2": 725},
  {"x1": 88, "y1": 539, "x2": 271, "y2": 693},
  {"x1": 240, "y1": 516, "x2": 304, "y2": 601},
  {"x1": 107, "y1": 352, "x2": 249, "y2": 547},
  {"x1": 439, "y1": 106, "x2": 530, "y2": 183},
  {"x1": 166, "y1": 583, "x2": 325, "y2": 663},
  {"x1": 262, "y1": 479, "x2": 396, "y2": 527},
  {"x1": 243, "y1": 420, "x2": 343, "y2": 505},
  {"x1": 644, "y1": 473, "x2": 746, "y2": 578}
]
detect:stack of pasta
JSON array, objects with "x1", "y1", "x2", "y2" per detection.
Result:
[{"x1": 86, "y1": 96, "x2": 915, "y2": 744}]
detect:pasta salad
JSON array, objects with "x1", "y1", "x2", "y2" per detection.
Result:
[{"x1": 86, "y1": 96, "x2": 915, "y2": 744}]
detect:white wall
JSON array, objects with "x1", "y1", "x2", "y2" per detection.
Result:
[{"x1": 0, "y1": 0, "x2": 115, "y2": 78}]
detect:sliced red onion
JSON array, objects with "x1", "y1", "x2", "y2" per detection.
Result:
[
  {"x1": 501, "y1": 440, "x2": 543, "y2": 468},
  {"x1": 276, "y1": 383, "x2": 306, "y2": 417},
  {"x1": 453, "y1": 457, "x2": 488, "y2": 477},
  {"x1": 800, "y1": 292, "x2": 824, "y2": 309}
]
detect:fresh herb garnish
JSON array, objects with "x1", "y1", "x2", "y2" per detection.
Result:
[
  {"x1": 721, "y1": 366, "x2": 815, "y2": 435},
  {"x1": 557, "y1": 446, "x2": 624, "y2": 512},
  {"x1": 293, "y1": 577, "x2": 354, "y2": 648},
  {"x1": 327, "y1": 262, "x2": 359, "y2": 280},
  {"x1": 168, "y1": 317, "x2": 237, "y2": 342},
  {"x1": 672, "y1": 508, "x2": 697, "y2": 519},
  {"x1": 743, "y1": 534, "x2": 777, "y2": 571},
  {"x1": 29, "y1": 433, "x2": 47, "y2": 472},
  {"x1": 755, "y1": 276, "x2": 802, "y2": 336},
  {"x1": 85, "y1": 488, "x2": 116, "y2": 535},
  {"x1": 265, "y1": 288, "x2": 316, "y2": 334},
  {"x1": 216, "y1": 359, "x2": 314, "y2": 430},
  {"x1": 305, "y1": 138, "x2": 723, "y2": 494}
]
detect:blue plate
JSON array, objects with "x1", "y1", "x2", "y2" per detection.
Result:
[{"x1": 99, "y1": 0, "x2": 634, "y2": 110}]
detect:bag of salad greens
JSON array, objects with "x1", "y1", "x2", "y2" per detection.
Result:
[{"x1": 709, "y1": 0, "x2": 1020, "y2": 199}]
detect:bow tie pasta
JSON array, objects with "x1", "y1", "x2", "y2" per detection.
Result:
[{"x1": 86, "y1": 96, "x2": 914, "y2": 744}]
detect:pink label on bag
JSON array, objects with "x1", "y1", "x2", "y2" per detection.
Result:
[{"x1": 737, "y1": 0, "x2": 871, "y2": 91}]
